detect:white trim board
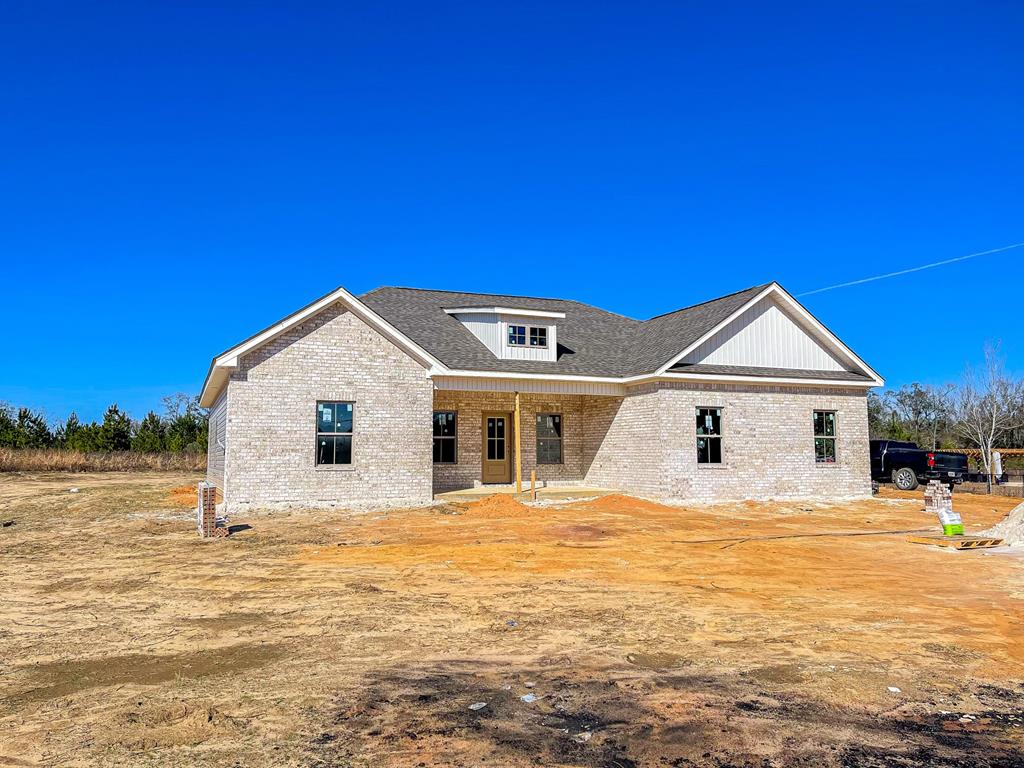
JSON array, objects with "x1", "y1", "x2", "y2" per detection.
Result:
[{"x1": 443, "y1": 306, "x2": 566, "y2": 319}]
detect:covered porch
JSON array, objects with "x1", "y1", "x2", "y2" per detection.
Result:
[{"x1": 430, "y1": 381, "x2": 626, "y2": 497}]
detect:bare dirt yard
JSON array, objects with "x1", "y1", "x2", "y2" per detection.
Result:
[{"x1": 2, "y1": 473, "x2": 1024, "y2": 767}]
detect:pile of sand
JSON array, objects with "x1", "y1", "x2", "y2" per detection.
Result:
[
  {"x1": 980, "y1": 501, "x2": 1024, "y2": 546},
  {"x1": 463, "y1": 494, "x2": 532, "y2": 518}
]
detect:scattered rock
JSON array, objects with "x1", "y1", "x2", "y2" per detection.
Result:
[{"x1": 2, "y1": 520, "x2": 14, "y2": 528}]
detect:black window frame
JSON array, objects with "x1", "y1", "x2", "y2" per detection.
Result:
[
  {"x1": 316, "y1": 401, "x2": 354, "y2": 466},
  {"x1": 433, "y1": 410, "x2": 458, "y2": 464},
  {"x1": 529, "y1": 326, "x2": 548, "y2": 348},
  {"x1": 508, "y1": 324, "x2": 527, "y2": 346},
  {"x1": 813, "y1": 410, "x2": 837, "y2": 464},
  {"x1": 696, "y1": 407, "x2": 723, "y2": 465},
  {"x1": 536, "y1": 412, "x2": 563, "y2": 465}
]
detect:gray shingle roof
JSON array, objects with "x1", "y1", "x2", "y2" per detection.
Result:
[{"x1": 358, "y1": 283, "x2": 814, "y2": 378}]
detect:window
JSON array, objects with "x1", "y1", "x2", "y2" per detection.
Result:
[
  {"x1": 536, "y1": 413, "x2": 562, "y2": 464},
  {"x1": 316, "y1": 402, "x2": 353, "y2": 465},
  {"x1": 696, "y1": 407, "x2": 722, "y2": 464},
  {"x1": 508, "y1": 325, "x2": 526, "y2": 346},
  {"x1": 529, "y1": 327, "x2": 548, "y2": 348},
  {"x1": 813, "y1": 410, "x2": 837, "y2": 463},
  {"x1": 486, "y1": 416, "x2": 505, "y2": 460},
  {"x1": 433, "y1": 411, "x2": 457, "y2": 464}
]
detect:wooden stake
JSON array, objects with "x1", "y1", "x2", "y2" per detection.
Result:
[
  {"x1": 514, "y1": 391, "x2": 522, "y2": 494},
  {"x1": 531, "y1": 469, "x2": 537, "y2": 501}
]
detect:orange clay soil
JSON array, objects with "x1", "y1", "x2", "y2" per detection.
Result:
[
  {"x1": 167, "y1": 483, "x2": 199, "y2": 507},
  {"x1": 2, "y1": 474, "x2": 1023, "y2": 768}
]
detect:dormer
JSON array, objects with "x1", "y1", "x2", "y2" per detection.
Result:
[{"x1": 444, "y1": 306, "x2": 564, "y2": 362}]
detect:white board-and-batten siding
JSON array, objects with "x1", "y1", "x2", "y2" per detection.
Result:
[
  {"x1": 681, "y1": 296, "x2": 849, "y2": 372},
  {"x1": 206, "y1": 388, "x2": 228, "y2": 492},
  {"x1": 453, "y1": 312, "x2": 558, "y2": 362}
]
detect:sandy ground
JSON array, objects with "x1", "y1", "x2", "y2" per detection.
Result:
[{"x1": 2, "y1": 473, "x2": 1024, "y2": 767}]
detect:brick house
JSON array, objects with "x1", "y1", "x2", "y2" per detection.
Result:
[{"x1": 199, "y1": 282, "x2": 883, "y2": 512}]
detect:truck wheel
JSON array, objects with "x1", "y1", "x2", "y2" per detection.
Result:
[{"x1": 892, "y1": 467, "x2": 919, "y2": 491}]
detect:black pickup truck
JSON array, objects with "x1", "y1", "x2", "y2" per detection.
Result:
[{"x1": 870, "y1": 440, "x2": 968, "y2": 490}]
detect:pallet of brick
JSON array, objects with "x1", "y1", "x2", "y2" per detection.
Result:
[
  {"x1": 924, "y1": 481, "x2": 963, "y2": 536},
  {"x1": 197, "y1": 482, "x2": 218, "y2": 538}
]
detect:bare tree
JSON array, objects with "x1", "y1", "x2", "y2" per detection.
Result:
[
  {"x1": 954, "y1": 344, "x2": 1024, "y2": 492},
  {"x1": 886, "y1": 383, "x2": 955, "y2": 448}
]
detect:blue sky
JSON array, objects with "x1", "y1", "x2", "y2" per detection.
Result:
[{"x1": 2, "y1": 2, "x2": 1022, "y2": 423}]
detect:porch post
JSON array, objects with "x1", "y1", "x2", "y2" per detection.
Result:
[{"x1": 514, "y1": 391, "x2": 522, "y2": 494}]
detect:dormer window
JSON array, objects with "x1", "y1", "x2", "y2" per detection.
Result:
[
  {"x1": 508, "y1": 325, "x2": 548, "y2": 348},
  {"x1": 445, "y1": 305, "x2": 564, "y2": 362}
]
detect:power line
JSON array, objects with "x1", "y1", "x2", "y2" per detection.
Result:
[{"x1": 797, "y1": 242, "x2": 1024, "y2": 297}]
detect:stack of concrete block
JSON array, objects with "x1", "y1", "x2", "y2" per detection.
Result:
[
  {"x1": 197, "y1": 482, "x2": 217, "y2": 538},
  {"x1": 924, "y1": 480, "x2": 963, "y2": 536}
]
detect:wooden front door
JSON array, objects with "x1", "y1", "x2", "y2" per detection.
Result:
[{"x1": 481, "y1": 413, "x2": 512, "y2": 484}]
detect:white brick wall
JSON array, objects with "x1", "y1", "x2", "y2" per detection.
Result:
[
  {"x1": 582, "y1": 381, "x2": 871, "y2": 501},
  {"x1": 221, "y1": 302, "x2": 433, "y2": 512},
  {"x1": 433, "y1": 383, "x2": 870, "y2": 500}
]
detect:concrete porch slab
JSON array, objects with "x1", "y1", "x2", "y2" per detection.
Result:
[{"x1": 435, "y1": 485, "x2": 616, "y2": 503}]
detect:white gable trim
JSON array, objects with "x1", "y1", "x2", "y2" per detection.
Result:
[
  {"x1": 443, "y1": 306, "x2": 566, "y2": 319},
  {"x1": 653, "y1": 283, "x2": 884, "y2": 386},
  {"x1": 199, "y1": 285, "x2": 448, "y2": 407}
]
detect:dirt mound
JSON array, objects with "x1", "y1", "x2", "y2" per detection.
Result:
[
  {"x1": 463, "y1": 493, "x2": 532, "y2": 517},
  {"x1": 980, "y1": 501, "x2": 1024, "y2": 545},
  {"x1": 168, "y1": 483, "x2": 221, "y2": 507},
  {"x1": 579, "y1": 493, "x2": 676, "y2": 515},
  {"x1": 168, "y1": 484, "x2": 197, "y2": 507}
]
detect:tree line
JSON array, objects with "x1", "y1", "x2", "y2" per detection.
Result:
[
  {"x1": 0, "y1": 394, "x2": 208, "y2": 454},
  {"x1": 869, "y1": 344, "x2": 1024, "y2": 482}
]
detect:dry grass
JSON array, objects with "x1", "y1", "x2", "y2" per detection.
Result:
[{"x1": 0, "y1": 448, "x2": 204, "y2": 473}]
